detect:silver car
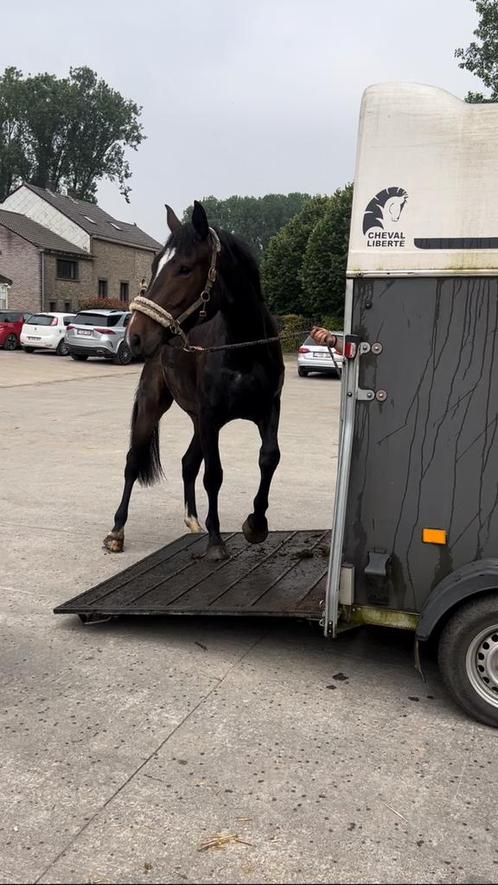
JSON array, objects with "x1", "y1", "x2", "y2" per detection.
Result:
[
  {"x1": 297, "y1": 334, "x2": 344, "y2": 378},
  {"x1": 65, "y1": 309, "x2": 133, "y2": 365}
]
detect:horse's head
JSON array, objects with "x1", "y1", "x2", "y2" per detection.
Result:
[
  {"x1": 385, "y1": 193, "x2": 408, "y2": 223},
  {"x1": 128, "y1": 201, "x2": 220, "y2": 359}
]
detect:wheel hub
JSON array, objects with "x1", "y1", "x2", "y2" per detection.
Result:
[{"x1": 466, "y1": 625, "x2": 498, "y2": 707}]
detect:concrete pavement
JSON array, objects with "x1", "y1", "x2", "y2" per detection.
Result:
[{"x1": 1, "y1": 350, "x2": 497, "y2": 884}]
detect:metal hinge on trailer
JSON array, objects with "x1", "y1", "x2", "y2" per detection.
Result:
[{"x1": 355, "y1": 341, "x2": 387, "y2": 403}]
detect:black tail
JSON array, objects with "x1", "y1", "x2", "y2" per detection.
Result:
[{"x1": 130, "y1": 399, "x2": 164, "y2": 487}]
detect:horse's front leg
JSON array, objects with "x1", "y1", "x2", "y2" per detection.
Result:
[
  {"x1": 243, "y1": 399, "x2": 281, "y2": 545},
  {"x1": 200, "y1": 422, "x2": 228, "y2": 561},
  {"x1": 103, "y1": 363, "x2": 173, "y2": 552}
]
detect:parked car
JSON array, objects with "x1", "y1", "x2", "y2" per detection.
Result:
[
  {"x1": 0, "y1": 310, "x2": 32, "y2": 350},
  {"x1": 297, "y1": 334, "x2": 344, "y2": 377},
  {"x1": 21, "y1": 312, "x2": 75, "y2": 356},
  {"x1": 65, "y1": 309, "x2": 133, "y2": 365}
]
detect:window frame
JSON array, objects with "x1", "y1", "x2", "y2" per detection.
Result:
[
  {"x1": 119, "y1": 281, "x2": 129, "y2": 303},
  {"x1": 56, "y1": 259, "x2": 79, "y2": 281},
  {"x1": 98, "y1": 279, "x2": 108, "y2": 299}
]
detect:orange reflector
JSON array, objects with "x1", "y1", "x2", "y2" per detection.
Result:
[{"x1": 423, "y1": 528, "x2": 447, "y2": 545}]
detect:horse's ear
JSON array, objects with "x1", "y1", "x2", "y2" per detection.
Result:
[
  {"x1": 192, "y1": 200, "x2": 209, "y2": 240},
  {"x1": 165, "y1": 204, "x2": 181, "y2": 233}
]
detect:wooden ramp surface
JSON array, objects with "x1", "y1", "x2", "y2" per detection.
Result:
[{"x1": 54, "y1": 531, "x2": 330, "y2": 620}]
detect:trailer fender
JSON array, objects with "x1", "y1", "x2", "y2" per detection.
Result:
[{"x1": 416, "y1": 559, "x2": 498, "y2": 641}]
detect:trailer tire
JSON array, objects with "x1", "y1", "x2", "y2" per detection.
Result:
[{"x1": 438, "y1": 593, "x2": 498, "y2": 728}]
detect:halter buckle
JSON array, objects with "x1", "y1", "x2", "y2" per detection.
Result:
[{"x1": 199, "y1": 289, "x2": 211, "y2": 318}]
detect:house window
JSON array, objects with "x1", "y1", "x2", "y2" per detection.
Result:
[
  {"x1": 98, "y1": 279, "x2": 108, "y2": 299},
  {"x1": 57, "y1": 259, "x2": 78, "y2": 280},
  {"x1": 120, "y1": 281, "x2": 129, "y2": 302},
  {"x1": 64, "y1": 301, "x2": 71, "y2": 312},
  {"x1": 49, "y1": 301, "x2": 56, "y2": 311}
]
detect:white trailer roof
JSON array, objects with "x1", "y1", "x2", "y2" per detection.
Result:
[{"x1": 348, "y1": 83, "x2": 498, "y2": 276}]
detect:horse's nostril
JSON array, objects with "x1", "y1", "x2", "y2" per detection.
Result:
[{"x1": 130, "y1": 333, "x2": 141, "y2": 353}]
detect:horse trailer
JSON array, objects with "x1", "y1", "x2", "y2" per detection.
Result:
[{"x1": 56, "y1": 83, "x2": 498, "y2": 728}]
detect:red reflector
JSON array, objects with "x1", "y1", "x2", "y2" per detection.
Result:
[
  {"x1": 298, "y1": 346, "x2": 310, "y2": 353},
  {"x1": 344, "y1": 341, "x2": 357, "y2": 359},
  {"x1": 95, "y1": 327, "x2": 115, "y2": 335}
]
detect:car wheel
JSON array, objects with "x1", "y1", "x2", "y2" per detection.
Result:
[
  {"x1": 113, "y1": 342, "x2": 132, "y2": 366},
  {"x1": 56, "y1": 339, "x2": 69, "y2": 356},
  {"x1": 298, "y1": 367, "x2": 309, "y2": 377},
  {"x1": 3, "y1": 333, "x2": 18, "y2": 351},
  {"x1": 438, "y1": 593, "x2": 498, "y2": 728},
  {"x1": 23, "y1": 347, "x2": 35, "y2": 354},
  {"x1": 71, "y1": 353, "x2": 89, "y2": 361}
]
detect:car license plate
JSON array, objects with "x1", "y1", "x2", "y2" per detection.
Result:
[
  {"x1": 77, "y1": 329, "x2": 92, "y2": 336},
  {"x1": 314, "y1": 352, "x2": 330, "y2": 359},
  {"x1": 28, "y1": 336, "x2": 41, "y2": 340}
]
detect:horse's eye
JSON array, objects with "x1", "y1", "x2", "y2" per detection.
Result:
[{"x1": 178, "y1": 265, "x2": 191, "y2": 276}]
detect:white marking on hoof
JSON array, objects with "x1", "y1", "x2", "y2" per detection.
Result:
[{"x1": 184, "y1": 507, "x2": 204, "y2": 533}]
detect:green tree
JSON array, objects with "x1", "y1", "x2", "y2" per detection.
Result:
[
  {"x1": 300, "y1": 184, "x2": 353, "y2": 320},
  {"x1": 260, "y1": 196, "x2": 330, "y2": 314},
  {"x1": 182, "y1": 193, "x2": 310, "y2": 258},
  {"x1": 0, "y1": 68, "x2": 29, "y2": 202},
  {"x1": 455, "y1": 0, "x2": 498, "y2": 101},
  {"x1": 0, "y1": 66, "x2": 144, "y2": 202}
]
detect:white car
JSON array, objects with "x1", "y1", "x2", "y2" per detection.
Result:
[
  {"x1": 21, "y1": 312, "x2": 75, "y2": 356},
  {"x1": 297, "y1": 334, "x2": 344, "y2": 378}
]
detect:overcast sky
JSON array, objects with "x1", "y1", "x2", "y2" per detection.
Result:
[{"x1": 2, "y1": 0, "x2": 482, "y2": 241}]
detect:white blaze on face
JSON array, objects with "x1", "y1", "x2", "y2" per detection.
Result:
[{"x1": 154, "y1": 247, "x2": 176, "y2": 281}]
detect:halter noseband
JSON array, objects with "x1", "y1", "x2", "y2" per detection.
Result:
[{"x1": 129, "y1": 227, "x2": 221, "y2": 339}]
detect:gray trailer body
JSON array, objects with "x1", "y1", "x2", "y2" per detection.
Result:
[{"x1": 339, "y1": 275, "x2": 498, "y2": 615}]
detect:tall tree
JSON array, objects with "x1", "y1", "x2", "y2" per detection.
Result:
[
  {"x1": 182, "y1": 193, "x2": 311, "y2": 259},
  {"x1": 260, "y1": 196, "x2": 330, "y2": 314},
  {"x1": 0, "y1": 68, "x2": 29, "y2": 202},
  {"x1": 455, "y1": 0, "x2": 498, "y2": 101},
  {"x1": 300, "y1": 184, "x2": 353, "y2": 320},
  {"x1": 0, "y1": 66, "x2": 144, "y2": 202}
]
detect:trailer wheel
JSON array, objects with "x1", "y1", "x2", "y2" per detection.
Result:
[{"x1": 438, "y1": 594, "x2": 498, "y2": 728}]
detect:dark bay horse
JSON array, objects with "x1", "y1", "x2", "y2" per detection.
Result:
[{"x1": 103, "y1": 200, "x2": 284, "y2": 562}]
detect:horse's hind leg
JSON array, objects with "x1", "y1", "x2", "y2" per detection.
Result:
[
  {"x1": 182, "y1": 431, "x2": 204, "y2": 533},
  {"x1": 243, "y1": 400, "x2": 281, "y2": 545},
  {"x1": 103, "y1": 362, "x2": 173, "y2": 552}
]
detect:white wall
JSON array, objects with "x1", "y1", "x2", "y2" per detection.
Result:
[
  {"x1": 2, "y1": 186, "x2": 91, "y2": 252},
  {"x1": 348, "y1": 83, "x2": 498, "y2": 276}
]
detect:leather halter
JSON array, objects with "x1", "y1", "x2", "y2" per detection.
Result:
[{"x1": 129, "y1": 228, "x2": 221, "y2": 338}]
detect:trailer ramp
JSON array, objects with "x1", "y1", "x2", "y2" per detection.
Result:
[{"x1": 54, "y1": 530, "x2": 329, "y2": 621}]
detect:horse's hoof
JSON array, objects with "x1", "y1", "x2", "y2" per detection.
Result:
[
  {"x1": 206, "y1": 543, "x2": 229, "y2": 562},
  {"x1": 184, "y1": 509, "x2": 204, "y2": 534},
  {"x1": 103, "y1": 530, "x2": 124, "y2": 553},
  {"x1": 242, "y1": 514, "x2": 268, "y2": 545}
]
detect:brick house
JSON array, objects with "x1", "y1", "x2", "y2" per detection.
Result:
[{"x1": 0, "y1": 183, "x2": 161, "y2": 312}]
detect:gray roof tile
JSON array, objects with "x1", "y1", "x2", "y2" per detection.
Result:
[
  {"x1": 25, "y1": 183, "x2": 162, "y2": 251},
  {"x1": 0, "y1": 210, "x2": 88, "y2": 254}
]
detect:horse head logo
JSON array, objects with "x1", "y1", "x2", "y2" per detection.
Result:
[{"x1": 363, "y1": 187, "x2": 408, "y2": 234}]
